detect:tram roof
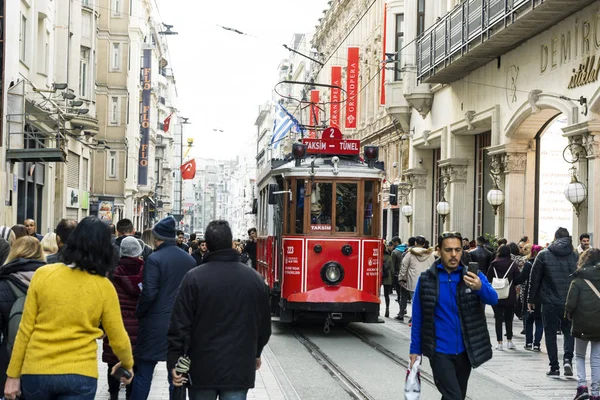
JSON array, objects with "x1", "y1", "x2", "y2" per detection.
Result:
[{"x1": 258, "y1": 155, "x2": 384, "y2": 186}]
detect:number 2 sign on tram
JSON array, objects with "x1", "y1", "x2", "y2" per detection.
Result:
[{"x1": 303, "y1": 126, "x2": 361, "y2": 155}]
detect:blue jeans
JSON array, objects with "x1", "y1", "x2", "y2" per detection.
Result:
[
  {"x1": 129, "y1": 359, "x2": 173, "y2": 400},
  {"x1": 524, "y1": 309, "x2": 543, "y2": 346},
  {"x1": 21, "y1": 374, "x2": 97, "y2": 399},
  {"x1": 189, "y1": 389, "x2": 248, "y2": 400}
]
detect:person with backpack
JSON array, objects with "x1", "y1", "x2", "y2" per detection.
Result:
[
  {"x1": 486, "y1": 244, "x2": 520, "y2": 350},
  {"x1": 0, "y1": 236, "x2": 46, "y2": 398},
  {"x1": 565, "y1": 248, "x2": 600, "y2": 400},
  {"x1": 3, "y1": 216, "x2": 134, "y2": 400}
]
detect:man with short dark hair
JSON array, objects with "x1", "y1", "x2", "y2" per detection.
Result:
[
  {"x1": 46, "y1": 219, "x2": 78, "y2": 264},
  {"x1": 245, "y1": 227, "x2": 258, "y2": 270},
  {"x1": 176, "y1": 230, "x2": 189, "y2": 253},
  {"x1": 168, "y1": 220, "x2": 271, "y2": 400},
  {"x1": 391, "y1": 237, "x2": 408, "y2": 321},
  {"x1": 528, "y1": 227, "x2": 578, "y2": 377},
  {"x1": 410, "y1": 232, "x2": 497, "y2": 399},
  {"x1": 24, "y1": 219, "x2": 43, "y2": 241},
  {"x1": 187, "y1": 233, "x2": 196, "y2": 248},
  {"x1": 131, "y1": 216, "x2": 196, "y2": 399},
  {"x1": 115, "y1": 218, "x2": 152, "y2": 261},
  {"x1": 469, "y1": 236, "x2": 493, "y2": 276},
  {"x1": 577, "y1": 233, "x2": 591, "y2": 255}
]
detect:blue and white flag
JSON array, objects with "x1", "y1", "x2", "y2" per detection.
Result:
[{"x1": 271, "y1": 103, "x2": 301, "y2": 148}]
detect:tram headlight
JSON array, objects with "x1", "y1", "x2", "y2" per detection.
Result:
[{"x1": 320, "y1": 262, "x2": 344, "y2": 286}]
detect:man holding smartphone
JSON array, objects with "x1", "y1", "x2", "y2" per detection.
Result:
[{"x1": 409, "y1": 232, "x2": 498, "y2": 399}]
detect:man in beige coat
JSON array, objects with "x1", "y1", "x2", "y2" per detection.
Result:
[{"x1": 399, "y1": 235, "x2": 436, "y2": 324}]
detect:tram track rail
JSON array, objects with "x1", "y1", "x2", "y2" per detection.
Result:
[
  {"x1": 294, "y1": 332, "x2": 377, "y2": 400},
  {"x1": 344, "y1": 325, "x2": 474, "y2": 400}
]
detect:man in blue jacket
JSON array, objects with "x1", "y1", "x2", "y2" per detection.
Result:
[
  {"x1": 131, "y1": 216, "x2": 196, "y2": 400},
  {"x1": 409, "y1": 232, "x2": 498, "y2": 400}
]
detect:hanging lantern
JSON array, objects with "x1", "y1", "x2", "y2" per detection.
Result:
[
  {"x1": 564, "y1": 173, "x2": 587, "y2": 217},
  {"x1": 401, "y1": 204, "x2": 413, "y2": 223},
  {"x1": 436, "y1": 199, "x2": 450, "y2": 224},
  {"x1": 486, "y1": 186, "x2": 505, "y2": 215}
]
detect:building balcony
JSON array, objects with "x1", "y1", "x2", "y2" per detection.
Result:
[{"x1": 416, "y1": 0, "x2": 595, "y2": 84}]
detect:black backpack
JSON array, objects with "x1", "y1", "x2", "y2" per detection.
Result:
[{"x1": 6, "y1": 280, "x2": 27, "y2": 355}]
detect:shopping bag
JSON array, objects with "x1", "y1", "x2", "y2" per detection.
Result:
[{"x1": 404, "y1": 356, "x2": 421, "y2": 400}]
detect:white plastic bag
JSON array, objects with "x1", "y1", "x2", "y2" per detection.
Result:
[{"x1": 404, "y1": 356, "x2": 422, "y2": 400}]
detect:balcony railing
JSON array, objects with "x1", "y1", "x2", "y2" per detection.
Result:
[{"x1": 417, "y1": 0, "x2": 596, "y2": 83}]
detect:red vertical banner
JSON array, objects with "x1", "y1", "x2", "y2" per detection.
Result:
[
  {"x1": 380, "y1": 4, "x2": 387, "y2": 105},
  {"x1": 309, "y1": 89, "x2": 320, "y2": 139},
  {"x1": 330, "y1": 66, "x2": 342, "y2": 128},
  {"x1": 345, "y1": 47, "x2": 359, "y2": 129}
]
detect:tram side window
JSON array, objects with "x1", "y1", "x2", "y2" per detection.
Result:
[
  {"x1": 295, "y1": 180, "x2": 305, "y2": 234},
  {"x1": 364, "y1": 181, "x2": 375, "y2": 235},
  {"x1": 336, "y1": 183, "x2": 357, "y2": 232},
  {"x1": 310, "y1": 182, "x2": 332, "y2": 231}
]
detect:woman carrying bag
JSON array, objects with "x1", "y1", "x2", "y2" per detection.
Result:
[{"x1": 565, "y1": 248, "x2": 600, "y2": 400}]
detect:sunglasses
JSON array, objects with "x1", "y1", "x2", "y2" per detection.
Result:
[{"x1": 440, "y1": 231, "x2": 463, "y2": 240}]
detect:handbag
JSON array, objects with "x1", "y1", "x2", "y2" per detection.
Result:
[{"x1": 491, "y1": 261, "x2": 514, "y2": 300}]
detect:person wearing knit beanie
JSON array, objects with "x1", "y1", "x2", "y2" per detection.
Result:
[
  {"x1": 120, "y1": 236, "x2": 143, "y2": 258},
  {"x1": 152, "y1": 217, "x2": 177, "y2": 242}
]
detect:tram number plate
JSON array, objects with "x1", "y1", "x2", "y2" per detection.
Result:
[{"x1": 302, "y1": 138, "x2": 361, "y2": 155}]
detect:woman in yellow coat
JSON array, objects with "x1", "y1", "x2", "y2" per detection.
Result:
[{"x1": 3, "y1": 216, "x2": 134, "y2": 400}]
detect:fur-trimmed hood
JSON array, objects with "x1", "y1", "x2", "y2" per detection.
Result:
[{"x1": 408, "y1": 247, "x2": 434, "y2": 262}]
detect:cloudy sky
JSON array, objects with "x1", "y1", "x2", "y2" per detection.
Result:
[{"x1": 158, "y1": 0, "x2": 327, "y2": 160}]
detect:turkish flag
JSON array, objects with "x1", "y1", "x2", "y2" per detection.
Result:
[
  {"x1": 180, "y1": 159, "x2": 196, "y2": 180},
  {"x1": 164, "y1": 113, "x2": 173, "y2": 132}
]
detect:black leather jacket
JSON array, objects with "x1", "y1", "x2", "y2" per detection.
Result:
[{"x1": 469, "y1": 245, "x2": 493, "y2": 275}]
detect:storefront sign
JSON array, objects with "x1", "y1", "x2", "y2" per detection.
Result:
[
  {"x1": 330, "y1": 66, "x2": 342, "y2": 127},
  {"x1": 345, "y1": 47, "x2": 359, "y2": 129},
  {"x1": 302, "y1": 138, "x2": 361, "y2": 155},
  {"x1": 98, "y1": 197, "x2": 114, "y2": 223},
  {"x1": 138, "y1": 48, "x2": 152, "y2": 185},
  {"x1": 67, "y1": 187, "x2": 80, "y2": 208},
  {"x1": 567, "y1": 55, "x2": 600, "y2": 88}
]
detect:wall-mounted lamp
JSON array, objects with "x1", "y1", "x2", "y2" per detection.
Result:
[
  {"x1": 486, "y1": 157, "x2": 505, "y2": 215},
  {"x1": 562, "y1": 142, "x2": 588, "y2": 217}
]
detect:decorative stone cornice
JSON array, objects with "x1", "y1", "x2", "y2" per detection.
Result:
[
  {"x1": 582, "y1": 132, "x2": 600, "y2": 158},
  {"x1": 438, "y1": 158, "x2": 468, "y2": 183},
  {"x1": 503, "y1": 152, "x2": 527, "y2": 174},
  {"x1": 405, "y1": 168, "x2": 427, "y2": 189}
]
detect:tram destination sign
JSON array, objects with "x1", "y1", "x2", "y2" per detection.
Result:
[{"x1": 302, "y1": 138, "x2": 361, "y2": 155}]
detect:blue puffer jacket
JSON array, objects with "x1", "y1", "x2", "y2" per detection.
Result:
[{"x1": 135, "y1": 241, "x2": 196, "y2": 361}]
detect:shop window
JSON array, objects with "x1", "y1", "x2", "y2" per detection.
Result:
[{"x1": 336, "y1": 183, "x2": 357, "y2": 233}]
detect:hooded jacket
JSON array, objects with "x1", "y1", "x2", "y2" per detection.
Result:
[
  {"x1": 399, "y1": 247, "x2": 435, "y2": 291},
  {"x1": 565, "y1": 263, "x2": 600, "y2": 342},
  {"x1": 528, "y1": 237, "x2": 578, "y2": 306},
  {"x1": 102, "y1": 256, "x2": 144, "y2": 365},
  {"x1": 391, "y1": 244, "x2": 407, "y2": 275},
  {"x1": 0, "y1": 258, "x2": 46, "y2": 392}
]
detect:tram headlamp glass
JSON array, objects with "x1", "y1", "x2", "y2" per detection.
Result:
[{"x1": 320, "y1": 262, "x2": 344, "y2": 286}]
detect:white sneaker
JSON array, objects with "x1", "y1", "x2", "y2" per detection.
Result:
[
  {"x1": 496, "y1": 343, "x2": 504, "y2": 351},
  {"x1": 506, "y1": 341, "x2": 516, "y2": 350}
]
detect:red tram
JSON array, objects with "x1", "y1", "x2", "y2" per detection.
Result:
[{"x1": 256, "y1": 134, "x2": 384, "y2": 326}]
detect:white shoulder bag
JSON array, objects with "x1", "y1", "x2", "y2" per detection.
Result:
[{"x1": 491, "y1": 261, "x2": 514, "y2": 300}]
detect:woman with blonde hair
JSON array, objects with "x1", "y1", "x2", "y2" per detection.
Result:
[
  {"x1": 0, "y1": 236, "x2": 46, "y2": 398},
  {"x1": 40, "y1": 232, "x2": 58, "y2": 259},
  {"x1": 566, "y1": 248, "x2": 600, "y2": 400},
  {"x1": 3, "y1": 216, "x2": 133, "y2": 400}
]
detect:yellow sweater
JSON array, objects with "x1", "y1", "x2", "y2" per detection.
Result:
[{"x1": 7, "y1": 263, "x2": 134, "y2": 379}]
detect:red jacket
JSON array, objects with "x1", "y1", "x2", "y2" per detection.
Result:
[{"x1": 102, "y1": 257, "x2": 144, "y2": 365}]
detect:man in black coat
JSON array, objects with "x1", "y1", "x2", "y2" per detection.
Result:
[
  {"x1": 46, "y1": 218, "x2": 77, "y2": 264},
  {"x1": 130, "y1": 216, "x2": 196, "y2": 400},
  {"x1": 469, "y1": 236, "x2": 493, "y2": 276},
  {"x1": 167, "y1": 220, "x2": 271, "y2": 399},
  {"x1": 528, "y1": 227, "x2": 578, "y2": 377}
]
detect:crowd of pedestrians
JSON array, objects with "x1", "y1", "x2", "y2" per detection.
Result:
[
  {"x1": 398, "y1": 227, "x2": 599, "y2": 400},
  {"x1": 0, "y1": 216, "x2": 269, "y2": 400}
]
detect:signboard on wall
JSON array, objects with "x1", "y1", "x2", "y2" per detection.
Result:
[
  {"x1": 98, "y1": 197, "x2": 115, "y2": 223},
  {"x1": 138, "y1": 48, "x2": 152, "y2": 185},
  {"x1": 345, "y1": 47, "x2": 359, "y2": 129},
  {"x1": 67, "y1": 187, "x2": 80, "y2": 208}
]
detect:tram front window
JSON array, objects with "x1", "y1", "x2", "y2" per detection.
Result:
[
  {"x1": 364, "y1": 181, "x2": 375, "y2": 235},
  {"x1": 336, "y1": 183, "x2": 357, "y2": 232},
  {"x1": 295, "y1": 180, "x2": 305, "y2": 234},
  {"x1": 310, "y1": 182, "x2": 332, "y2": 231}
]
